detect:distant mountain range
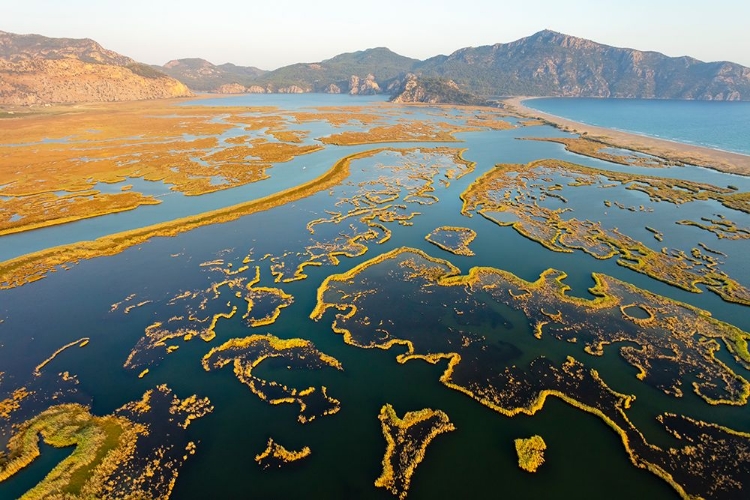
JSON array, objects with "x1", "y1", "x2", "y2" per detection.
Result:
[
  {"x1": 158, "y1": 30, "x2": 750, "y2": 101},
  {"x1": 157, "y1": 58, "x2": 267, "y2": 92},
  {"x1": 155, "y1": 47, "x2": 418, "y2": 95},
  {"x1": 0, "y1": 30, "x2": 191, "y2": 105},
  {"x1": 2, "y1": 29, "x2": 750, "y2": 105}
]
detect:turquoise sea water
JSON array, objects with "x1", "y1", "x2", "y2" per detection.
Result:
[{"x1": 524, "y1": 97, "x2": 750, "y2": 155}]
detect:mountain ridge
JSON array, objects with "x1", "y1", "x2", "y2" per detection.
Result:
[
  {"x1": 412, "y1": 29, "x2": 750, "y2": 100},
  {"x1": 157, "y1": 58, "x2": 267, "y2": 92},
  {"x1": 249, "y1": 47, "x2": 418, "y2": 94},
  {"x1": 2, "y1": 29, "x2": 750, "y2": 104},
  {"x1": 0, "y1": 30, "x2": 192, "y2": 105},
  {"x1": 184, "y1": 29, "x2": 750, "y2": 100}
]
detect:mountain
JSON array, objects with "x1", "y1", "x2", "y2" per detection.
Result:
[
  {"x1": 415, "y1": 30, "x2": 750, "y2": 100},
  {"x1": 0, "y1": 30, "x2": 192, "y2": 105},
  {"x1": 3, "y1": 29, "x2": 749, "y2": 103},
  {"x1": 157, "y1": 58, "x2": 267, "y2": 92},
  {"x1": 190, "y1": 30, "x2": 749, "y2": 101},
  {"x1": 253, "y1": 47, "x2": 419, "y2": 94},
  {"x1": 389, "y1": 74, "x2": 484, "y2": 105}
]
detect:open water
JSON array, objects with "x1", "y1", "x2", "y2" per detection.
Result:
[
  {"x1": 1, "y1": 95, "x2": 748, "y2": 499},
  {"x1": 525, "y1": 97, "x2": 750, "y2": 155}
]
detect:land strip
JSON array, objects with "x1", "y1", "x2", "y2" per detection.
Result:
[
  {"x1": 0, "y1": 149, "x2": 373, "y2": 289},
  {"x1": 504, "y1": 97, "x2": 750, "y2": 176}
]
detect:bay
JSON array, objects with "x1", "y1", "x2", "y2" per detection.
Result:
[{"x1": 525, "y1": 97, "x2": 750, "y2": 155}]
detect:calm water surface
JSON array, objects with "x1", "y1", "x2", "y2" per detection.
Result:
[
  {"x1": 525, "y1": 97, "x2": 750, "y2": 155},
  {"x1": 1, "y1": 95, "x2": 748, "y2": 500}
]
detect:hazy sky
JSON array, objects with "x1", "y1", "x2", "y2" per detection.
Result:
[{"x1": 4, "y1": 0, "x2": 750, "y2": 69}]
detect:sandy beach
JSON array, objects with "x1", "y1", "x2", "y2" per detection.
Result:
[{"x1": 504, "y1": 97, "x2": 750, "y2": 176}]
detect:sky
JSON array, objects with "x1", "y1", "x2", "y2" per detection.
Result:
[{"x1": 4, "y1": 0, "x2": 750, "y2": 70}]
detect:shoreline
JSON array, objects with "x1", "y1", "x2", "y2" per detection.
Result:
[{"x1": 503, "y1": 96, "x2": 750, "y2": 177}]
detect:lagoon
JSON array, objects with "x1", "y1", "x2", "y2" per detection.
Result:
[{"x1": 1, "y1": 95, "x2": 749, "y2": 499}]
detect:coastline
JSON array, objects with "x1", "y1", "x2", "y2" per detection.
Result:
[{"x1": 503, "y1": 97, "x2": 750, "y2": 177}]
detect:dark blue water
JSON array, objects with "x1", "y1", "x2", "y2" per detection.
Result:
[
  {"x1": 525, "y1": 97, "x2": 750, "y2": 155},
  {"x1": 2, "y1": 95, "x2": 749, "y2": 500}
]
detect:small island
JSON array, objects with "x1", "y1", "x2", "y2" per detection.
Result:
[
  {"x1": 255, "y1": 438, "x2": 312, "y2": 469},
  {"x1": 202, "y1": 334, "x2": 343, "y2": 424},
  {"x1": 514, "y1": 435, "x2": 547, "y2": 472},
  {"x1": 374, "y1": 404, "x2": 456, "y2": 500}
]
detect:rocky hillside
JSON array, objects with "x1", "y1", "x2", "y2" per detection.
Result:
[
  {"x1": 157, "y1": 58, "x2": 267, "y2": 92},
  {"x1": 252, "y1": 47, "x2": 419, "y2": 94},
  {"x1": 174, "y1": 30, "x2": 749, "y2": 100},
  {"x1": 5, "y1": 29, "x2": 749, "y2": 102},
  {"x1": 416, "y1": 30, "x2": 750, "y2": 100},
  {"x1": 0, "y1": 31, "x2": 192, "y2": 105},
  {"x1": 389, "y1": 74, "x2": 484, "y2": 105}
]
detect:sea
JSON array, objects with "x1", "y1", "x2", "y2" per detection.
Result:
[{"x1": 524, "y1": 97, "x2": 750, "y2": 155}]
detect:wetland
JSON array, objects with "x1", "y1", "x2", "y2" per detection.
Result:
[{"x1": 1, "y1": 94, "x2": 749, "y2": 499}]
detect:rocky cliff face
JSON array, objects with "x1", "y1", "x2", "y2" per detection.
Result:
[
  {"x1": 389, "y1": 74, "x2": 483, "y2": 105},
  {"x1": 213, "y1": 83, "x2": 269, "y2": 94},
  {"x1": 215, "y1": 83, "x2": 248, "y2": 94},
  {"x1": 278, "y1": 85, "x2": 307, "y2": 94},
  {"x1": 349, "y1": 74, "x2": 381, "y2": 95},
  {"x1": 247, "y1": 85, "x2": 268, "y2": 94},
  {"x1": 324, "y1": 83, "x2": 341, "y2": 94},
  {"x1": 348, "y1": 75, "x2": 360, "y2": 95},
  {"x1": 0, "y1": 31, "x2": 192, "y2": 105}
]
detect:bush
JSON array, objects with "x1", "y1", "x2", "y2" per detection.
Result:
[{"x1": 126, "y1": 63, "x2": 165, "y2": 79}]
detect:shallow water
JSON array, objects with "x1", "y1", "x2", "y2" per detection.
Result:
[{"x1": 1, "y1": 95, "x2": 748, "y2": 499}]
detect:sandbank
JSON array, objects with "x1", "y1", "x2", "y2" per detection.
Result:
[{"x1": 504, "y1": 97, "x2": 750, "y2": 176}]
